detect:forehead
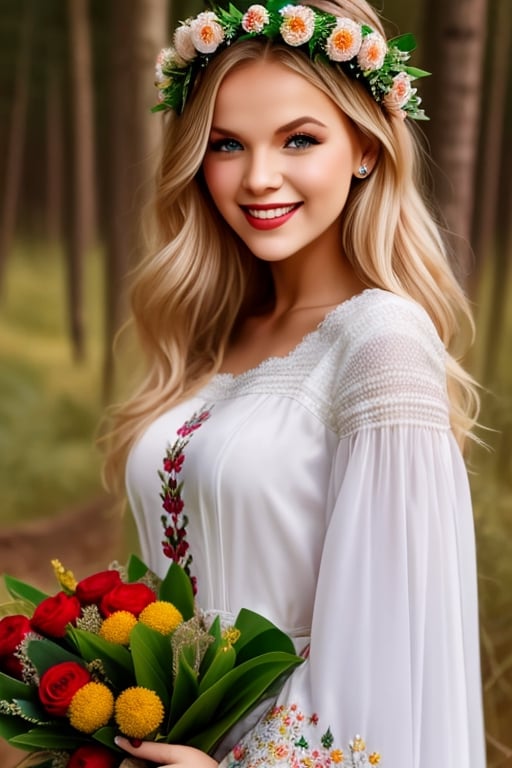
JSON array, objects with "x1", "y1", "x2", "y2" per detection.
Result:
[{"x1": 211, "y1": 59, "x2": 344, "y2": 128}]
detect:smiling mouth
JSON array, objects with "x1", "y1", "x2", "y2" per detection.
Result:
[{"x1": 243, "y1": 203, "x2": 302, "y2": 220}]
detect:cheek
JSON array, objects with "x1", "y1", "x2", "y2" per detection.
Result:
[
  {"x1": 202, "y1": 159, "x2": 235, "y2": 210},
  {"x1": 300, "y1": 146, "x2": 355, "y2": 195}
]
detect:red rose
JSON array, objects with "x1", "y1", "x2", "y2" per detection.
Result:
[
  {"x1": 75, "y1": 570, "x2": 122, "y2": 605},
  {"x1": 0, "y1": 615, "x2": 32, "y2": 679},
  {"x1": 100, "y1": 582, "x2": 156, "y2": 617},
  {"x1": 0, "y1": 614, "x2": 31, "y2": 656},
  {"x1": 31, "y1": 592, "x2": 82, "y2": 638},
  {"x1": 68, "y1": 744, "x2": 118, "y2": 768},
  {"x1": 38, "y1": 661, "x2": 91, "y2": 716}
]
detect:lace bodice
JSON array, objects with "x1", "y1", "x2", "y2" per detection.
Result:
[{"x1": 202, "y1": 288, "x2": 450, "y2": 434}]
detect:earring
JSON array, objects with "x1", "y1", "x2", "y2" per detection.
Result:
[{"x1": 358, "y1": 164, "x2": 369, "y2": 178}]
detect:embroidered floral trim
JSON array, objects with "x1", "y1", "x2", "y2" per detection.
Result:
[
  {"x1": 159, "y1": 407, "x2": 211, "y2": 590},
  {"x1": 223, "y1": 704, "x2": 381, "y2": 767}
]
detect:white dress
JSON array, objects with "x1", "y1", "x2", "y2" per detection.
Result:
[{"x1": 126, "y1": 288, "x2": 486, "y2": 768}]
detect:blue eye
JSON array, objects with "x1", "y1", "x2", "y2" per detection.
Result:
[
  {"x1": 286, "y1": 133, "x2": 319, "y2": 150},
  {"x1": 209, "y1": 138, "x2": 243, "y2": 152}
]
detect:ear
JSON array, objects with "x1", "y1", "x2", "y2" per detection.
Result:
[{"x1": 354, "y1": 134, "x2": 380, "y2": 179}]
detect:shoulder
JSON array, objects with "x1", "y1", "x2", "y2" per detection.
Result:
[{"x1": 325, "y1": 289, "x2": 450, "y2": 436}]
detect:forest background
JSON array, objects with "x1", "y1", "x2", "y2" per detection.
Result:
[{"x1": 0, "y1": 0, "x2": 510, "y2": 765}]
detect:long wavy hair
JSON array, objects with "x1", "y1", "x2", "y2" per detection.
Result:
[{"x1": 103, "y1": 0, "x2": 479, "y2": 494}]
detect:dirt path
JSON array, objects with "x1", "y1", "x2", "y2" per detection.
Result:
[{"x1": 0, "y1": 497, "x2": 124, "y2": 767}]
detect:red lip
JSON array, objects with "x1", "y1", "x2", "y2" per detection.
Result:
[{"x1": 240, "y1": 203, "x2": 302, "y2": 231}]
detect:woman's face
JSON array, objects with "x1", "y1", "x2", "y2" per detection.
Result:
[{"x1": 202, "y1": 58, "x2": 369, "y2": 265}]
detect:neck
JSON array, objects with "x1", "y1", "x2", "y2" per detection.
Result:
[{"x1": 268, "y1": 242, "x2": 366, "y2": 317}]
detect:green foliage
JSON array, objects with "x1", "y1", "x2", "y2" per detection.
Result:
[
  {"x1": 130, "y1": 623, "x2": 172, "y2": 707},
  {"x1": 159, "y1": 562, "x2": 195, "y2": 621},
  {"x1": 27, "y1": 640, "x2": 83, "y2": 677},
  {"x1": 66, "y1": 629, "x2": 134, "y2": 690},
  {"x1": 0, "y1": 243, "x2": 104, "y2": 525},
  {"x1": 3, "y1": 577, "x2": 49, "y2": 607}
]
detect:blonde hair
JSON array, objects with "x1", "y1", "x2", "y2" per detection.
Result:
[{"x1": 103, "y1": 0, "x2": 479, "y2": 494}]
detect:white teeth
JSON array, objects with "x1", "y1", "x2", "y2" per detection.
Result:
[{"x1": 247, "y1": 205, "x2": 296, "y2": 220}]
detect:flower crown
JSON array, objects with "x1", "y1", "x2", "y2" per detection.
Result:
[{"x1": 153, "y1": 0, "x2": 429, "y2": 120}]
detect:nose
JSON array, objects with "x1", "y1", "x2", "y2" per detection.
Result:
[{"x1": 242, "y1": 148, "x2": 282, "y2": 194}]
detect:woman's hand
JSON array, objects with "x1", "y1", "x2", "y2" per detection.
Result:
[{"x1": 115, "y1": 736, "x2": 219, "y2": 768}]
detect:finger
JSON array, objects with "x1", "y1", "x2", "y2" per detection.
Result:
[{"x1": 115, "y1": 735, "x2": 187, "y2": 764}]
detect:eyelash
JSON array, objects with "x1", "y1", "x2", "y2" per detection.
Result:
[
  {"x1": 208, "y1": 132, "x2": 321, "y2": 153},
  {"x1": 285, "y1": 132, "x2": 320, "y2": 150}
]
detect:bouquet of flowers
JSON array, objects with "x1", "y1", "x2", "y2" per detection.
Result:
[{"x1": 0, "y1": 555, "x2": 303, "y2": 768}]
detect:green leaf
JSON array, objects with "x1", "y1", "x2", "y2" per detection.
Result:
[
  {"x1": 404, "y1": 66, "x2": 431, "y2": 80},
  {"x1": 198, "y1": 616, "x2": 222, "y2": 677},
  {"x1": 130, "y1": 623, "x2": 172, "y2": 708},
  {"x1": 126, "y1": 554, "x2": 150, "y2": 582},
  {"x1": 3, "y1": 576, "x2": 49, "y2": 607},
  {"x1": 27, "y1": 639, "x2": 84, "y2": 676},
  {"x1": 0, "y1": 671, "x2": 35, "y2": 701},
  {"x1": 389, "y1": 33, "x2": 417, "y2": 52},
  {"x1": 0, "y1": 713, "x2": 29, "y2": 741},
  {"x1": 0, "y1": 600, "x2": 33, "y2": 619},
  {"x1": 10, "y1": 726, "x2": 90, "y2": 750},
  {"x1": 236, "y1": 628, "x2": 297, "y2": 663},
  {"x1": 169, "y1": 651, "x2": 199, "y2": 726},
  {"x1": 159, "y1": 563, "x2": 195, "y2": 621},
  {"x1": 198, "y1": 645, "x2": 236, "y2": 694},
  {"x1": 189, "y1": 665, "x2": 284, "y2": 752},
  {"x1": 167, "y1": 651, "x2": 302, "y2": 747},
  {"x1": 93, "y1": 726, "x2": 122, "y2": 752},
  {"x1": 234, "y1": 609, "x2": 296, "y2": 659},
  {"x1": 67, "y1": 628, "x2": 134, "y2": 690},
  {"x1": 13, "y1": 699, "x2": 54, "y2": 725},
  {"x1": 213, "y1": 0, "x2": 253, "y2": 13}
]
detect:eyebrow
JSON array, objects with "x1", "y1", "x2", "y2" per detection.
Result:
[{"x1": 210, "y1": 116, "x2": 327, "y2": 136}]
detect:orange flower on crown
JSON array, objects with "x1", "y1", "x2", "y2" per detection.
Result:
[
  {"x1": 242, "y1": 4, "x2": 270, "y2": 34},
  {"x1": 190, "y1": 12, "x2": 225, "y2": 55},
  {"x1": 384, "y1": 71, "x2": 413, "y2": 110},
  {"x1": 326, "y1": 18, "x2": 362, "y2": 62},
  {"x1": 357, "y1": 31, "x2": 387, "y2": 71},
  {"x1": 279, "y1": 5, "x2": 316, "y2": 47}
]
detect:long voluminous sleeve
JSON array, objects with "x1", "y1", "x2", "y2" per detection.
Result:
[{"x1": 219, "y1": 299, "x2": 486, "y2": 768}]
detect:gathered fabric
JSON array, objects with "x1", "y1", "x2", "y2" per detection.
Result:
[{"x1": 126, "y1": 289, "x2": 485, "y2": 768}]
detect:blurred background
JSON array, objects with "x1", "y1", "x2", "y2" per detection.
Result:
[{"x1": 0, "y1": 0, "x2": 510, "y2": 765}]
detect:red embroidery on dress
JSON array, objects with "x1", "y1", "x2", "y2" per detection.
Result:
[{"x1": 159, "y1": 407, "x2": 211, "y2": 592}]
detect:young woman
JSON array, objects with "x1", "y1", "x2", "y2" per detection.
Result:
[{"x1": 108, "y1": 1, "x2": 485, "y2": 766}]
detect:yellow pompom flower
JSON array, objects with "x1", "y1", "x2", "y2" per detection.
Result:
[
  {"x1": 99, "y1": 610, "x2": 138, "y2": 645},
  {"x1": 115, "y1": 686, "x2": 165, "y2": 739},
  {"x1": 138, "y1": 601, "x2": 183, "y2": 635},
  {"x1": 68, "y1": 682, "x2": 114, "y2": 733}
]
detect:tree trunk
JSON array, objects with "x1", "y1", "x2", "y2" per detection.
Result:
[
  {"x1": 469, "y1": 0, "x2": 511, "y2": 299},
  {"x1": 0, "y1": 0, "x2": 33, "y2": 293},
  {"x1": 46, "y1": 62, "x2": 64, "y2": 244},
  {"x1": 482, "y1": 59, "x2": 512, "y2": 384},
  {"x1": 422, "y1": 0, "x2": 488, "y2": 285},
  {"x1": 103, "y1": 0, "x2": 168, "y2": 399},
  {"x1": 66, "y1": 0, "x2": 96, "y2": 361}
]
